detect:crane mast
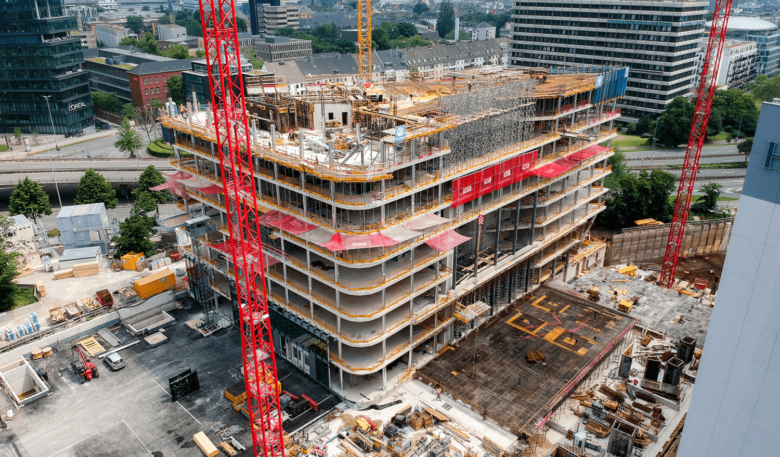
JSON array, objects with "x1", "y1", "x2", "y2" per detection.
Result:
[
  {"x1": 197, "y1": 0, "x2": 286, "y2": 455},
  {"x1": 357, "y1": 0, "x2": 372, "y2": 79},
  {"x1": 658, "y1": 0, "x2": 733, "y2": 288}
]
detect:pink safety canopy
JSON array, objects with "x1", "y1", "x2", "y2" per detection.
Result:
[
  {"x1": 164, "y1": 171, "x2": 193, "y2": 180},
  {"x1": 320, "y1": 232, "x2": 345, "y2": 251},
  {"x1": 197, "y1": 184, "x2": 224, "y2": 195},
  {"x1": 403, "y1": 213, "x2": 450, "y2": 231},
  {"x1": 150, "y1": 182, "x2": 178, "y2": 191},
  {"x1": 277, "y1": 216, "x2": 317, "y2": 235},
  {"x1": 531, "y1": 145, "x2": 607, "y2": 178},
  {"x1": 209, "y1": 241, "x2": 232, "y2": 253},
  {"x1": 425, "y1": 230, "x2": 471, "y2": 251},
  {"x1": 257, "y1": 210, "x2": 288, "y2": 227},
  {"x1": 315, "y1": 231, "x2": 400, "y2": 252}
]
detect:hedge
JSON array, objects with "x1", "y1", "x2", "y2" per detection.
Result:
[{"x1": 147, "y1": 138, "x2": 175, "y2": 157}]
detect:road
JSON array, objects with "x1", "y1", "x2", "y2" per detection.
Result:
[
  {"x1": 0, "y1": 170, "x2": 147, "y2": 185},
  {"x1": 0, "y1": 159, "x2": 173, "y2": 174},
  {"x1": 10, "y1": 125, "x2": 161, "y2": 160},
  {"x1": 622, "y1": 145, "x2": 745, "y2": 161}
]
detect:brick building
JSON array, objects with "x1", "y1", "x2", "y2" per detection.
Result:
[{"x1": 127, "y1": 60, "x2": 194, "y2": 108}]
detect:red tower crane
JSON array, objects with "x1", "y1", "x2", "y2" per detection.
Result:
[
  {"x1": 197, "y1": 1, "x2": 285, "y2": 456},
  {"x1": 658, "y1": 0, "x2": 733, "y2": 288}
]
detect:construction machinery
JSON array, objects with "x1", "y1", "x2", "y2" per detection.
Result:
[
  {"x1": 197, "y1": 0, "x2": 285, "y2": 454},
  {"x1": 659, "y1": 0, "x2": 733, "y2": 288},
  {"x1": 71, "y1": 346, "x2": 98, "y2": 383}
]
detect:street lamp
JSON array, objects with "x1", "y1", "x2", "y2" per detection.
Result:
[
  {"x1": 49, "y1": 156, "x2": 63, "y2": 209},
  {"x1": 42, "y1": 95, "x2": 58, "y2": 151},
  {"x1": 735, "y1": 112, "x2": 745, "y2": 163}
]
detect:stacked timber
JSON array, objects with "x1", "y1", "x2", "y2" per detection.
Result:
[
  {"x1": 37, "y1": 281, "x2": 46, "y2": 297},
  {"x1": 73, "y1": 261, "x2": 100, "y2": 278},
  {"x1": 54, "y1": 269, "x2": 74, "y2": 280},
  {"x1": 193, "y1": 432, "x2": 219, "y2": 457}
]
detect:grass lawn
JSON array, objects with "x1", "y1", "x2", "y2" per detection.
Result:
[
  {"x1": 12, "y1": 288, "x2": 38, "y2": 309},
  {"x1": 708, "y1": 132, "x2": 731, "y2": 141},
  {"x1": 47, "y1": 228, "x2": 60, "y2": 237},
  {"x1": 668, "y1": 195, "x2": 740, "y2": 205},
  {"x1": 613, "y1": 134, "x2": 652, "y2": 148},
  {"x1": 0, "y1": 144, "x2": 7, "y2": 152}
]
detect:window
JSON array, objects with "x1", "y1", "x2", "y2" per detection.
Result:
[
  {"x1": 145, "y1": 89, "x2": 149, "y2": 95},
  {"x1": 156, "y1": 87, "x2": 160, "y2": 94},
  {"x1": 155, "y1": 77, "x2": 159, "y2": 83},
  {"x1": 164, "y1": 86, "x2": 167, "y2": 92},
  {"x1": 143, "y1": 78, "x2": 147, "y2": 84},
  {"x1": 163, "y1": 76, "x2": 166, "y2": 82}
]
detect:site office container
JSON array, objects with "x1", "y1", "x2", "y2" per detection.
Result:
[
  {"x1": 121, "y1": 252, "x2": 145, "y2": 271},
  {"x1": 133, "y1": 269, "x2": 175, "y2": 299}
]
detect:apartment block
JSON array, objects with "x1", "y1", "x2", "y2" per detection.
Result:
[
  {"x1": 510, "y1": 0, "x2": 708, "y2": 121},
  {"x1": 253, "y1": 35, "x2": 312, "y2": 62},
  {"x1": 95, "y1": 23, "x2": 136, "y2": 47},
  {"x1": 156, "y1": 67, "x2": 626, "y2": 394}
]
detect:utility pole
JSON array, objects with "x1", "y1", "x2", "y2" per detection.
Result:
[
  {"x1": 42, "y1": 95, "x2": 58, "y2": 151},
  {"x1": 734, "y1": 112, "x2": 744, "y2": 163},
  {"x1": 49, "y1": 156, "x2": 62, "y2": 208}
]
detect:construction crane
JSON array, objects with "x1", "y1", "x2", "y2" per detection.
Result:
[
  {"x1": 357, "y1": 0, "x2": 372, "y2": 80},
  {"x1": 658, "y1": 0, "x2": 733, "y2": 288},
  {"x1": 197, "y1": 0, "x2": 285, "y2": 456}
]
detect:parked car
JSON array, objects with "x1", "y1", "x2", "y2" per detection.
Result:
[{"x1": 104, "y1": 352, "x2": 126, "y2": 371}]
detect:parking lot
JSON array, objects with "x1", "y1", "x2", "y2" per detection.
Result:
[{"x1": 3, "y1": 303, "x2": 338, "y2": 457}]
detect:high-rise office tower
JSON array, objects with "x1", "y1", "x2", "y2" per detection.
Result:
[
  {"x1": 0, "y1": 0, "x2": 95, "y2": 136},
  {"x1": 678, "y1": 99, "x2": 780, "y2": 456},
  {"x1": 510, "y1": 0, "x2": 708, "y2": 121}
]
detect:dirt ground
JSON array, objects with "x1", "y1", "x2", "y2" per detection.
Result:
[{"x1": 649, "y1": 254, "x2": 725, "y2": 290}]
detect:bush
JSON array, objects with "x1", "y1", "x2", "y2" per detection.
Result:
[
  {"x1": 724, "y1": 125, "x2": 734, "y2": 134},
  {"x1": 147, "y1": 138, "x2": 175, "y2": 157}
]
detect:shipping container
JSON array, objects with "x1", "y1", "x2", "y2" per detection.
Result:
[
  {"x1": 134, "y1": 269, "x2": 176, "y2": 299},
  {"x1": 122, "y1": 252, "x2": 145, "y2": 271}
]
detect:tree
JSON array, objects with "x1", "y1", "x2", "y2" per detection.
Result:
[
  {"x1": 167, "y1": 74, "x2": 185, "y2": 105},
  {"x1": 245, "y1": 50, "x2": 264, "y2": 70},
  {"x1": 9, "y1": 177, "x2": 52, "y2": 223},
  {"x1": 195, "y1": 49, "x2": 206, "y2": 58},
  {"x1": 141, "y1": 5, "x2": 149, "y2": 10},
  {"x1": 113, "y1": 213, "x2": 156, "y2": 256},
  {"x1": 186, "y1": 18, "x2": 202, "y2": 36},
  {"x1": 97, "y1": 40, "x2": 107, "y2": 47},
  {"x1": 655, "y1": 97, "x2": 694, "y2": 148},
  {"x1": 135, "y1": 105, "x2": 159, "y2": 142},
  {"x1": 751, "y1": 74, "x2": 780, "y2": 102},
  {"x1": 373, "y1": 27, "x2": 391, "y2": 50},
  {"x1": 119, "y1": 36, "x2": 138, "y2": 47},
  {"x1": 413, "y1": 3, "x2": 429, "y2": 15},
  {"x1": 125, "y1": 15, "x2": 145, "y2": 34},
  {"x1": 437, "y1": 2, "x2": 455, "y2": 38},
  {"x1": 75, "y1": 169, "x2": 119, "y2": 209},
  {"x1": 712, "y1": 88, "x2": 759, "y2": 135},
  {"x1": 92, "y1": 91, "x2": 123, "y2": 112},
  {"x1": 634, "y1": 115, "x2": 656, "y2": 137},
  {"x1": 159, "y1": 14, "x2": 172, "y2": 25},
  {"x1": 604, "y1": 147, "x2": 629, "y2": 189},
  {"x1": 397, "y1": 22, "x2": 418, "y2": 38},
  {"x1": 738, "y1": 137, "x2": 753, "y2": 161},
  {"x1": 0, "y1": 250, "x2": 19, "y2": 312},
  {"x1": 133, "y1": 165, "x2": 168, "y2": 204},
  {"x1": 13, "y1": 128, "x2": 21, "y2": 144},
  {"x1": 165, "y1": 43, "x2": 191, "y2": 59},
  {"x1": 32, "y1": 129, "x2": 39, "y2": 146},
  {"x1": 137, "y1": 32, "x2": 161, "y2": 55},
  {"x1": 444, "y1": 30, "x2": 470, "y2": 40},
  {"x1": 699, "y1": 183, "x2": 723, "y2": 212},
  {"x1": 0, "y1": 214, "x2": 15, "y2": 249},
  {"x1": 115, "y1": 119, "x2": 143, "y2": 158},
  {"x1": 122, "y1": 103, "x2": 137, "y2": 120},
  {"x1": 236, "y1": 17, "x2": 248, "y2": 33},
  {"x1": 597, "y1": 169, "x2": 676, "y2": 230}
]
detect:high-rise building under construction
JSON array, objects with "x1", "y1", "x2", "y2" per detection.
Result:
[{"x1": 156, "y1": 67, "x2": 628, "y2": 397}]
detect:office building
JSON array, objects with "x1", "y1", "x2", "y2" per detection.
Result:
[
  {"x1": 158, "y1": 24, "x2": 186, "y2": 41},
  {"x1": 181, "y1": 58, "x2": 255, "y2": 105},
  {"x1": 248, "y1": 0, "x2": 277, "y2": 35},
  {"x1": 96, "y1": 23, "x2": 137, "y2": 47},
  {"x1": 157, "y1": 67, "x2": 626, "y2": 391},
  {"x1": 0, "y1": 0, "x2": 95, "y2": 136},
  {"x1": 128, "y1": 60, "x2": 192, "y2": 107},
  {"x1": 254, "y1": 4, "x2": 299, "y2": 36},
  {"x1": 715, "y1": 41, "x2": 759, "y2": 88},
  {"x1": 253, "y1": 35, "x2": 312, "y2": 62},
  {"x1": 83, "y1": 47, "x2": 176, "y2": 103},
  {"x1": 713, "y1": 16, "x2": 780, "y2": 76},
  {"x1": 511, "y1": 0, "x2": 709, "y2": 121},
  {"x1": 677, "y1": 99, "x2": 780, "y2": 457}
]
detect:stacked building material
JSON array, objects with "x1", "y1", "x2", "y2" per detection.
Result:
[
  {"x1": 54, "y1": 268, "x2": 74, "y2": 280},
  {"x1": 73, "y1": 261, "x2": 100, "y2": 277}
]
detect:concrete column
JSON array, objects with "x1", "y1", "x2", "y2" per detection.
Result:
[
  {"x1": 451, "y1": 244, "x2": 458, "y2": 291},
  {"x1": 512, "y1": 199, "x2": 521, "y2": 255},
  {"x1": 494, "y1": 207, "x2": 502, "y2": 266},
  {"x1": 524, "y1": 261, "x2": 531, "y2": 292},
  {"x1": 339, "y1": 368, "x2": 344, "y2": 391},
  {"x1": 382, "y1": 367, "x2": 387, "y2": 391},
  {"x1": 530, "y1": 191, "x2": 538, "y2": 246}
]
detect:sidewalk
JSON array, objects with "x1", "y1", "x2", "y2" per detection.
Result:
[{"x1": 0, "y1": 130, "x2": 119, "y2": 160}]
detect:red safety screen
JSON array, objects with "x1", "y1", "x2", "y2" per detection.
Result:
[{"x1": 452, "y1": 173, "x2": 479, "y2": 207}]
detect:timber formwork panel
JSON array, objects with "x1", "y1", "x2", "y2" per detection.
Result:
[{"x1": 418, "y1": 287, "x2": 632, "y2": 433}]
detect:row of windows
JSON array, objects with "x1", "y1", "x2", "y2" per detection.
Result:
[
  {"x1": 513, "y1": 10, "x2": 704, "y2": 22},
  {"x1": 0, "y1": 18, "x2": 77, "y2": 35},
  {"x1": 513, "y1": 18, "x2": 703, "y2": 34},
  {"x1": 145, "y1": 86, "x2": 167, "y2": 95},
  {"x1": 511, "y1": 51, "x2": 698, "y2": 71},
  {"x1": 0, "y1": 41, "x2": 83, "y2": 58},
  {"x1": 512, "y1": 36, "x2": 699, "y2": 53},
  {"x1": 511, "y1": 27, "x2": 703, "y2": 44},
  {"x1": 0, "y1": 80, "x2": 90, "y2": 103},
  {"x1": 515, "y1": 3, "x2": 706, "y2": 13},
  {"x1": 0, "y1": 52, "x2": 84, "y2": 69},
  {"x1": 143, "y1": 75, "x2": 167, "y2": 84},
  {"x1": 513, "y1": 44, "x2": 698, "y2": 63}
]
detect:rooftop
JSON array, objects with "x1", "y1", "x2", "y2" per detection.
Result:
[
  {"x1": 9, "y1": 215, "x2": 30, "y2": 227},
  {"x1": 57, "y1": 203, "x2": 106, "y2": 218},
  {"x1": 708, "y1": 16, "x2": 779, "y2": 31},
  {"x1": 127, "y1": 59, "x2": 196, "y2": 75}
]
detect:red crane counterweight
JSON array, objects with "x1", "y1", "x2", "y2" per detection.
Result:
[{"x1": 658, "y1": 0, "x2": 733, "y2": 288}]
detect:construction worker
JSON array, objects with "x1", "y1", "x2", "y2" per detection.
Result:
[{"x1": 436, "y1": 387, "x2": 442, "y2": 401}]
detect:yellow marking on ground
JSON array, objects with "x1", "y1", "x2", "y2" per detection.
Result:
[
  {"x1": 531, "y1": 295, "x2": 551, "y2": 312},
  {"x1": 576, "y1": 348, "x2": 589, "y2": 355},
  {"x1": 576, "y1": 320, "x2": 603, "y2": 332},
  {"x1": 531, "y1": 323, "x2": 548, "y2": 335},
  {"x1": 451, "y1": 371, "x2": 458, "y2": 376},
  {"x1": 559, "y1": 304, "x2": 571, "y2": 315},
  {"x1": 564, "y1": 337, "x2": 576, "y2": 345},
  {"x1": 543, "y1": 327, "x2": 566, "y2": 342}
]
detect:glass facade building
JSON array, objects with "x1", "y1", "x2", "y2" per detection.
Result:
[
  {"x1": 510, "y1": 0, "x2": 709, "y2": 121},
  {"x1": 0, "y1": 0, "x2": 95, "y2": 135}
]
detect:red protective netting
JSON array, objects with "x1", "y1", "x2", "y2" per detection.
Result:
[
  {"x1": 209, "y1": 241, "x2": 232, "y2": 253},
  {"x1": 150, "y1": 182, "x2": 178, "y2": 191},
  {"x1": 197, "y1": 184, "x2": 224, "y2": 194},
  {"x1": 164, "y1": 171, "x2": 193, "y2": 180},
  {"x1": 531, "y1": 146, "x2": 604, "y2": 178},
  {"x1": 451, "y1": 150, "x2": 539, "y2": 207},
  {"x1": 425, "y1": 230, "x2": 471, "y2": 251}
]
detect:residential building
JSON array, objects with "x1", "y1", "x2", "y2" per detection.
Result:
[
  {"x1": 116, "y1": 0, "x2": 168, "y2": 10},
  {"x1": 96, "y1": 23, "x2": 137, "y2": 47},
  {"x1": 711, "y1": 41, "x2": 760, "y2": 88},
  {"x1": 713, "y1": 16, "x2": 780, "y2": 76},
  {"x1": 0, "y1": 0, "x2": 95, "y2": 136},
  {"x1": 297, "y1": 5, "x2": 315, "y2": 19},
  {"x1": 299, "y1": 11, "x2": 356, "y2": 31},
  {"x1": 254, "y1": 4, "x2": 299, "y2": 37},
  {"x1": 375, "y1": 48, "x2": 409, "y2": 81},
  {"x1": 83, "y1": 47, "x2": 175, "y2": 103},
  {"x1": 98, "y1": 0, "x2": 117, "y2": 11},
  {"x1": 403, "y1": 40, "x2": 506, "y2": 79},
  {"x1": 254, "y1": 35, "x2": 313, "y2": 62},
  {"x1": 677, "y1": 99, "x2": 780, "y2": 457},
  {"x1": 72, "y1": 27, "x2": 98, "y2": 48},
  {"x1": 158, "y1": 24, "x2": 187, "y2": 41},
  {"x1": 158, "y1": 35, "x2": 202, "y2": 52},
  {"x1": 157, "y1": 67, "x2": 625, "y2": 392},
  {"x1": 57, "y1": 203, "x2": 119, "y2": 255},
  {"x1": 511, "y1": 0, "x2": 709, "y2": 121},
  {"x1": 67, "y1": 5, "x2": 99, "y2": 24},
  {"x1": 128, "y1": 60, "x2": 193, "y2": 107},
  {"x1": 471, "y1": 22, "x2": 496, "y2": 41}
]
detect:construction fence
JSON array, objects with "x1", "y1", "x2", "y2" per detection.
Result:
[{"x1": 605, "y1": 217, "x2": 734, "y2": 266}]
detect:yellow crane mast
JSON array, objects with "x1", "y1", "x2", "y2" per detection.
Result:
[{"x1": 357, "y1": 0, "x2": 372, "y2": 80}]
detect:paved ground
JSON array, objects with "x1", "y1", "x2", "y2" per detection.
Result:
[{"x1": 4, "y1": 303, "x2": 338, "y2": 457}]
